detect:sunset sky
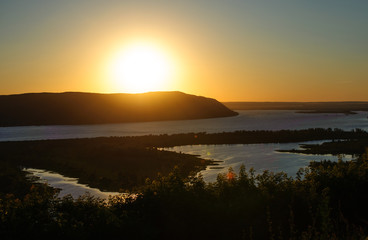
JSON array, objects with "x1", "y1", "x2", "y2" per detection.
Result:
[{"x1": 1, "y1": 0, "x2": 367, "y2": 101}]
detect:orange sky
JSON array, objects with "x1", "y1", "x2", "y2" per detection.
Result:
[{"x1": 0, "y1": 1, "x2": 367, "y2": 101}]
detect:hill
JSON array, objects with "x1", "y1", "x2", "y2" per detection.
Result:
[{"x1": 0, "y1": 91, "x2": 238, "y2": 126}]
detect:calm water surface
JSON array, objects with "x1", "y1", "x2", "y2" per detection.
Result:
[
  {"x1": 1, "y1": 110, "x2": 367, "y2": 142},
  {"x1": 165, "y1": 141, "x2": 354, "y2": 182},
  {"x1": 24, "y1": 168, "x2": 120, "y2": 199}
]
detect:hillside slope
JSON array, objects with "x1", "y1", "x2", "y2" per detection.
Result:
[{"x1": 0, "y1": 91, "x2": 238, "y2": 126}]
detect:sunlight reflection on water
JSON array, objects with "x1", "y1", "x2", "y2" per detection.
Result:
[
  {"x1": 24, "y1": 140, "x2": 355, "y2": 198},
  {"x1": 165, "y1": 141, "x2": 354, "y2": 182},
  {"x1": 1, "y1": 110, "x2": 367, "y2": 142},
  {"x1": 24, "y1": 168, "x2": 120, "y2": 199}
]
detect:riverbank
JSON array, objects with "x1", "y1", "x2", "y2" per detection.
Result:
[{"x1": 0, "y1": 139, "x2": 212, "y2": 192}]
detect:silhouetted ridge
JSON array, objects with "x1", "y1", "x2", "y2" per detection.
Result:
[{"x1": 0, "y1": 92, "x2": 238, "y2": 126}]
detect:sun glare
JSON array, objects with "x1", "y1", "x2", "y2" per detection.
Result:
[{"x1": 108, "y1": 43, "x2": 174, "y2": 93}]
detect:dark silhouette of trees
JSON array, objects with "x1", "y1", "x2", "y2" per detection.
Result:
[
  {"x1": 1, "y1": 154, "x2": 368, "y2": 239},
  {"x1": 1, "y1": 128, "x2": 368, "y2": 239}
]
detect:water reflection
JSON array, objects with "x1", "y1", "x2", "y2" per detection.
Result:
[
  {"x1": 24, "y1": 141, "x2": 355, "y2": 198},
  {"x1": 24, "y1": 168, "x2": 119, "y2": 199},
  {"x1": 165, "y1": 141, "x2": 354, "y2": 182}
]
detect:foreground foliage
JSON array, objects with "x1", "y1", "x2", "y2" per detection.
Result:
[{"x1": 2, "y1": 152, "x2": 368, "y2": 240}]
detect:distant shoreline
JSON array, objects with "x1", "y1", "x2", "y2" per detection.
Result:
[
  {"x1": 295, "y1": 110, "x2": 358, "y2": 115},
  {"x1": 277, "y1": 139, "x2": 368, "y2": 155},
  {"x1": 223, "y1": 101, "x2": 368, "y2": 113}
]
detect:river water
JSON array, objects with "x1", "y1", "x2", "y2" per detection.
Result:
[
  {"x1": 24, "y1": 168, "x2": 120, "y2": 199},
  {"x1": 164, "y1": 141, "x2": 354, "y2": 182},
  {"x1": 1, "y1": 110, "x2": 367, "y2": 142},
  {"x1": 2, "y1": 110, "x2": 367, "y2": 198}
]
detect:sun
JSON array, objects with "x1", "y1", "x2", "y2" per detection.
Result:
[{"x1": 108, "y1": 43, "x2": 174, "y2": 93}]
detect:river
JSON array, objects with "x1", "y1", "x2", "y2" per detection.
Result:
[
  {"x1": 1, "y1": 110, "x2": 367, "y2": 142},
  {"x1": 2, "y1": 110, "x2": 366, "y2": 198},
  {"x1": 164, "y1": 141, "x2": 354, "y2": 182}
]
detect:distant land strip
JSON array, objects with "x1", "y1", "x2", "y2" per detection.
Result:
[
  {"x1": 2, "y1": 128, "x2": 367, "y2": 148},
  {"x1": 105, "y1": 128, "x2": 368, "y2": 147},
  {"x1": 223, "y1": 101, "x2": 368, "y2": 114},
  {"x1": 0, "y1": 91, "x2": 237, "y2": 127}
]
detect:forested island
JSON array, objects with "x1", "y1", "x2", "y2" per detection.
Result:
[
  {"x1": 278, "y1": 139, "x2": 368, "y2": 155},
  {"x1": 0, "y1": 91, "x2": 237, "y2": 126},
  {"x1": 1, "y1": 128, "x2": 368, "y2": 239}
]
